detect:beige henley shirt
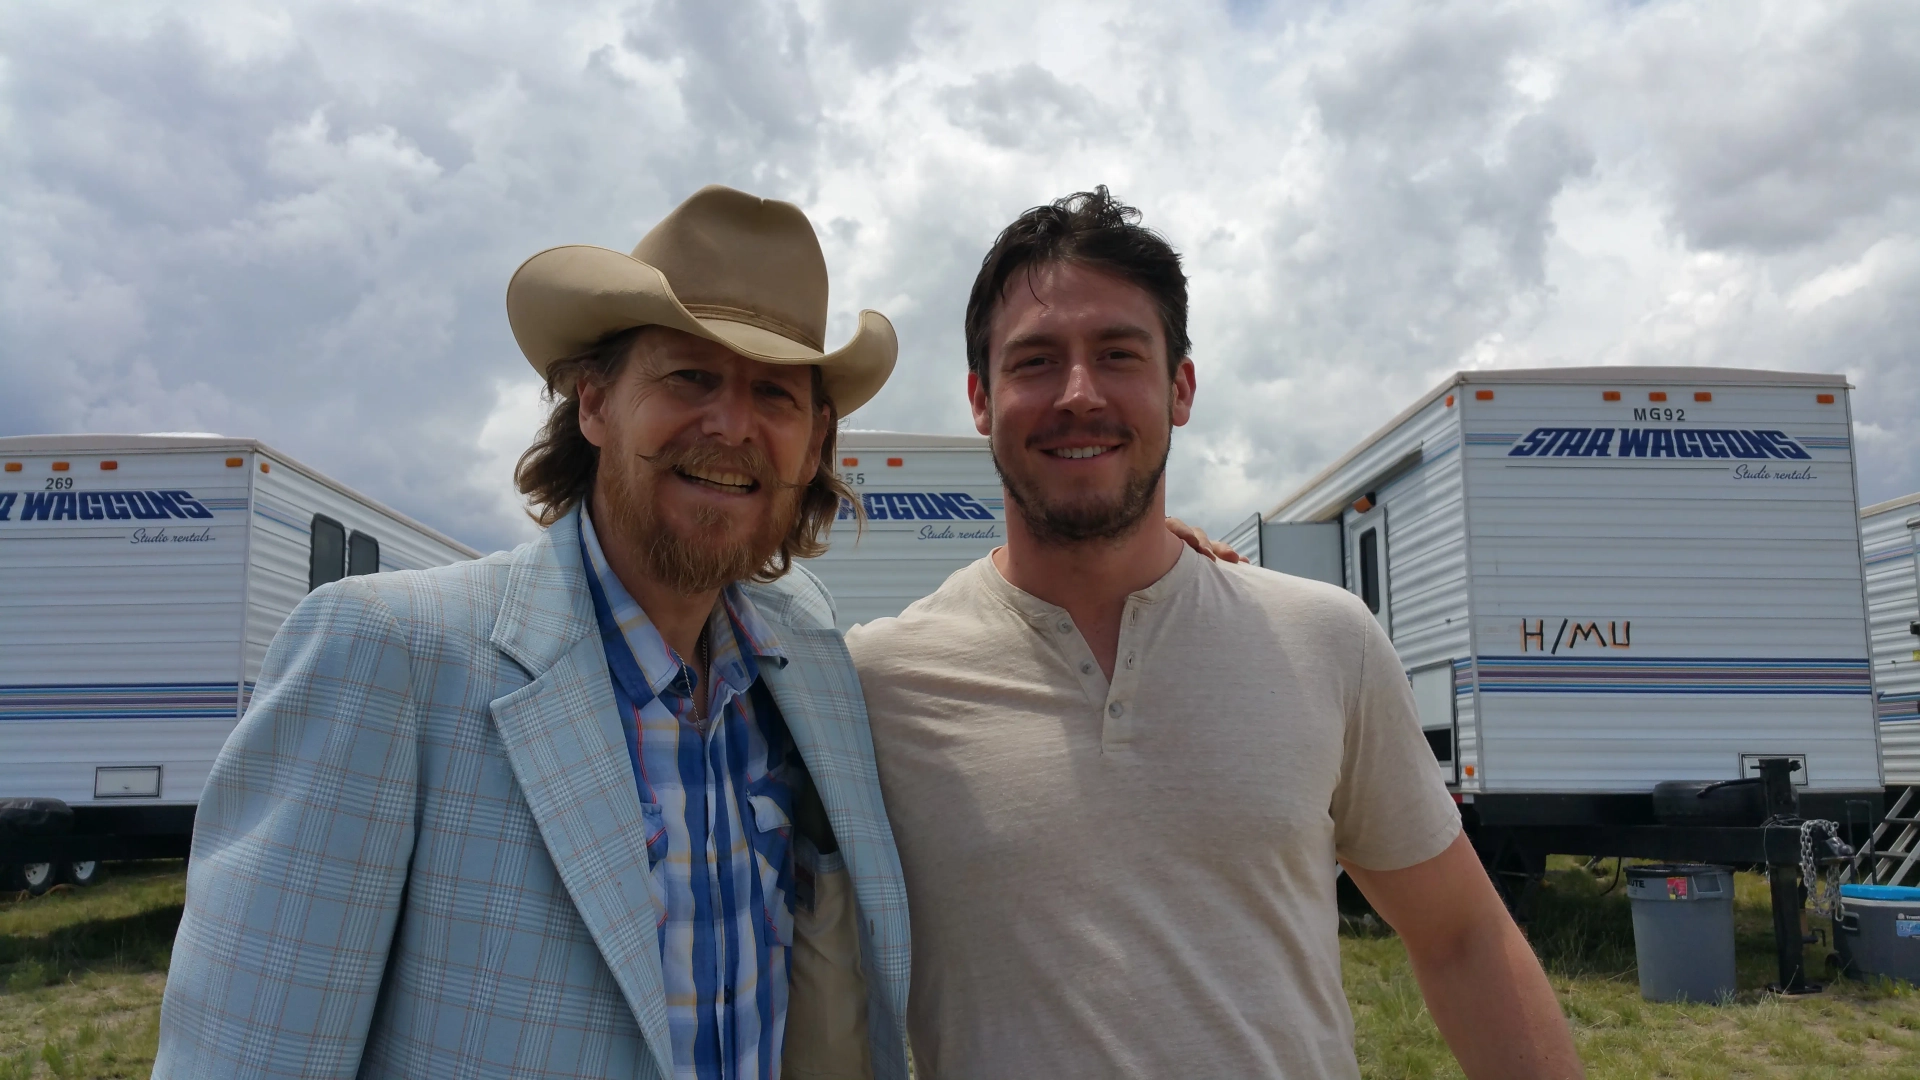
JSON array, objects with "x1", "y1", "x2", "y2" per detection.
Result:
[{"x1": 845, "y1": 546, "x2": 1461, "y2": 1079}]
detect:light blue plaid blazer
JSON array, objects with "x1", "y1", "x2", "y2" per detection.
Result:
[{"x1": 155, "y1": 509, "x2": 910, "y2": 1080}]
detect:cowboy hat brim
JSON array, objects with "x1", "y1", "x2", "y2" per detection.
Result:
[{"x1": 506, "y1": 244, "x2": 898, "y2": 416}]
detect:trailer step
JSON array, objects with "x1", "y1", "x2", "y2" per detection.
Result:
[{"x1": 1856, "y1": 787, "x2": 1920, "y2": 887}]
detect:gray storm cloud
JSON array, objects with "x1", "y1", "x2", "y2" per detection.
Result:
[{"x1": 2, "y1": 0, "x2": 1915, "y2": 552}]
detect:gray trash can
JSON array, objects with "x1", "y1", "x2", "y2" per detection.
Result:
[
  {"x1": 1836, "y1": 884, "x2": 1920, "y2": 984},
  {"x1": 1626, "y1": 863, "x2": 1737, "y2": 1002}
]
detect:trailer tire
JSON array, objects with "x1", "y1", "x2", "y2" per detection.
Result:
[
  {"x1": 62, "y1": 861, "x2": 101, "y2": 888},
  {"x1": 1472, "y1": 829, "x2": 1544, "y2": 921},
  {"x1": 3, "y1": 862, "x2": 56, "y2": 897}
]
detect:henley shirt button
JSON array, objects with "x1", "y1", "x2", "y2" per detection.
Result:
[
  {"x1": 1126, "y1": 654, "x2": 1135, "y2": 669},
  {"x1": 1108, "y1": 701, "x2": 1125, "y2": 718},
  {"x1": 1056, "y1": 619, "x2": 1072, "y2": 634},
  {"x1": 1080, "y1": 660, "x2": 1094, "y2": 675}
]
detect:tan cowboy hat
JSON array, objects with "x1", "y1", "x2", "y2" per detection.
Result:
[{"x1": 506, "y1": 184, "x2": 896, "y2": 415}]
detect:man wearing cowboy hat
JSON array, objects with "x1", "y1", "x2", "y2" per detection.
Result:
[{"x1": 157, "y1": 186, "x2": 910, "y2": 1080}]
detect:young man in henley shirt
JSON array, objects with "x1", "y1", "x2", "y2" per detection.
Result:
[{"x1": 846, "y1": 189, "x2": 1584, "y2": 1080}]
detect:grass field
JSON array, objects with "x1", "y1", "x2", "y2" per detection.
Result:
[{"x1": 4, "y1": 859, "x2": 1920, "y2": 1077}]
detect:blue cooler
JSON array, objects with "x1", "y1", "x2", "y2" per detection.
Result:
[{"x1": 1837, "y1": 884, "x2": 1920, "y2": 985}]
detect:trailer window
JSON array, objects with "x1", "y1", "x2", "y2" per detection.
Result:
[
  {"x1": 1424, "y1": 728, "x2": 1454, "y2": 763},
  {"x1": 309, "y1": 515, "x2": 347, "y2": 592},
  {"x1": 1358, "y1": 528, "x2": 1381, "y2": 613},
  {"x1": 348, "y1": 531, "x2": 380, "y2": 576}
]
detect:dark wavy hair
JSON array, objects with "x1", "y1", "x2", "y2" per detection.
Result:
[
  {"x1": 513, "y1": 326, "x2": 855, "y2": 581},
  {"x1": 964, "y1": 186, "x2": 1190, "y2": 385}
]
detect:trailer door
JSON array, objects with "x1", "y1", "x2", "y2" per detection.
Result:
[
  {"x1": 1409, "y1": 660, "x2": 1460, "y2": 784},
  {"x1": 1346, "y1": 503, "x2": 1391, "y2": 635}
]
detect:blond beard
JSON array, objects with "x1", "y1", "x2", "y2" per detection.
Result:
[{"x1": 597, "y1": 445, "x2": 804, "y2": 594}]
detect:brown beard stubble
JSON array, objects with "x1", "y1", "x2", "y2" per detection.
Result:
[
  {"x1": 598, "y1": 439, "x2": 806, "y2": 594},
  {"x1": 992, "y1": 404, "x2": 1172, "y2": 546}
]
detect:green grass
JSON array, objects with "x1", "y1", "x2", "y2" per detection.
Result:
[
  {"x1": 1346, "y1": 858, "x2": 1920, "y2": 1078},
  {"x1": 6, "y1": 858, "x2": 1920, "y2": 1077},
  {"x1": 0, "y1": 862, "x2": 182, "y2": 1079}
]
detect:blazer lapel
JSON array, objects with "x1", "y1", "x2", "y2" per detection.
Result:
[
  {"x1": 488, "y1": 512, "x2": 674, "y2": 1079},
  {"x1": 760, "y1": 624, "x2": 911, "y2": 1021}
]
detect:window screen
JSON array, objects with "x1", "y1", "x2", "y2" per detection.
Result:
[
  {"x1": 309, "y1": 515, "x2": 347, "y2": 592},
  {"x1": 1358, "y1": 527, "x2": 1380, "y2": 613},
  {"x1": 348, "y1": 531, "x2": 380, "y2": 577}
]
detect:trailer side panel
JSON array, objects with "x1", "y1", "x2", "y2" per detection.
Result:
[{"x1": 1462, "y1": 380, "x2": 1877, "y2": 792}]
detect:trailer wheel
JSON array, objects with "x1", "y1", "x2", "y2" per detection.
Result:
[
  {"x1": 62, "y1": 861, "x2": 101, "y2": 888},
  {"x1": 1472, "y1": 830, "x2": 1544, "y2": 921},
  {"x1": 3, "y1": 862, "x2": 56, "y2": 896}
]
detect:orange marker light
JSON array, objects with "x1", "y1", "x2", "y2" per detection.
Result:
[
  {"x1": 226, "y1": 457, "x2": 244, "y2": 467},
  {"x1": 3, "y1": 463, "x2": 19, "y2": 473},
  {"x1": 1603, "y1": 391, "x2": 1621, "y2": 402},
  {"x1": 1351, "y1": 496, "x2": 1375, "y2": 514},
  {"x1": 887, "y1": 457, "x2": 903, "y2": 467},
  {"x1": 1817, "y1": 393, "x2": 1835, "y2": 404},
  {"x1": 260, "y1": 463, "x2": 271, "y2": 473},
  {"x1": 52, "y1": 461, "x2": 69, "y2": 472},
  {"x1": 100, "y1": 461, "x2": 117, "y2": 470},
  {"x1": 1649, "y1": 391, "x2": 1668, "y2": 402},
  {"x1": 1474, "y1": 389, "x2": 1494, "y2": 401},
  {"x1": 1694, "y1": 391, "x2": 1712, "y2": 402},
  {"x1": 841, "y1": 457, "x2": 858, "y2": 467},
  {"x1": 1465, "y1": 765, "x2": 1476, "y2": 778},
  {"x1": 1445, "y1": 394, "x2": 1455, "y2": 408}
]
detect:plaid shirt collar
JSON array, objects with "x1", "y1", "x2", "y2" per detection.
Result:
[{"x1": 579, "y1": 509, "x2": 788, "y2": 704}]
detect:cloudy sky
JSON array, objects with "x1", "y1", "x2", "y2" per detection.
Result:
[{"x1": 4, "y1": 0, "x2": 1916, "y2": 552}]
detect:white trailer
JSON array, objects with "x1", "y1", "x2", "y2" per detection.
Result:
[
  {"x1": 1261, "y1": 366, "x2": 1878, "y2": 807},
  {"x1": 0, "y1": 434, "x2": 479, "y2": 891},
  {"x1": 801, "y1": 430, "x2": 1005, "y2": 631},
  {"x1": 1861, "y1": 493, "x2": 1920, "y2": 786},
  {"x1": 1256, "y1": 366, "x2": 1875, "y2": 979}
]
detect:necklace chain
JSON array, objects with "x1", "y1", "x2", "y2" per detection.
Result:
[{"x1": 688, "y1": 625, "x2": 711, "y2": 729}]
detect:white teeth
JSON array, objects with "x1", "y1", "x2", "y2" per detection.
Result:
[
  {"x1": 1049, "y1": 446, "x2": 1113, "y2": 459},
  {"x1": 682, "y1": 468, "x2": 754, "y2": 489}
]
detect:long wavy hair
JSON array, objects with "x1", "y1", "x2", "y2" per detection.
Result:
[{"x1": 514, "y1": 326, "x2": 856, "y2": 581}]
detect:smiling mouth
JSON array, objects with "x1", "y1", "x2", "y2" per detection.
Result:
[
  {"x1": 675, "y1": 467, "x2": 759, "y2": 494},
  {"x1": 1045, "y1": 446, "x2": 1119, "y2": 460}
]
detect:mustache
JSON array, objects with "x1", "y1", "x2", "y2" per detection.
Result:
[
  {"x1": 1024, "y1": 417, "x2": 1135, "y2": 450},
  {"x1": 634, "y1": 441, "x2": 808, "y2": 493}
]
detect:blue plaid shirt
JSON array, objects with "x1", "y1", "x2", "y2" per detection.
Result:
[{"x1": 580, "y1": 512, "x2": 800, "y2": 1080}]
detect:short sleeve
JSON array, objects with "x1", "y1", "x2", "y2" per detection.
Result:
[{"x1": 1328, "y1": 608, "x2": 1462, "y2": 871}]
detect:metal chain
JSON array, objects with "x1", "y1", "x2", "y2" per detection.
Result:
[{"x1": 1801, "y1": 819, "x2": 1853, "y2": 920}]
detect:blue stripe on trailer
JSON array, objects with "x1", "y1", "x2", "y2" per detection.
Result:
[
  {"x1": 1881, "y1": 693, "x2": 1920, "y2": 721},
  {"x1": 1864, "y1": 542, "x2": 1915, "y2": 566},
  {"x1": 1474, "y1": 656, "x2": 1871, "y2": 696},
  {"x1": 0, "y1": 682, "x2": 243, "y2": 721},
  {"x1": 253, "y1": 505, "x2": 305, "y2": 531}
]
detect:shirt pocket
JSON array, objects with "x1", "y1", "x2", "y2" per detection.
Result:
[
  {"x1": 746, "y1": 792, "x2": 795, "y2": 948},
  {"x1": 639, "y1": 802, "x2": 670, "y2": 928}
]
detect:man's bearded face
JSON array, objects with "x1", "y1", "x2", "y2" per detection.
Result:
[
  {"x1": 580, "y1": 326, "x2": 824, "y2": 593},
  {"x1": 971, "y1": 261, "x2": 1193, "y2": 546},
  {"x1": 598, "y1": 434, "x2": 803, "y2": 593}
]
